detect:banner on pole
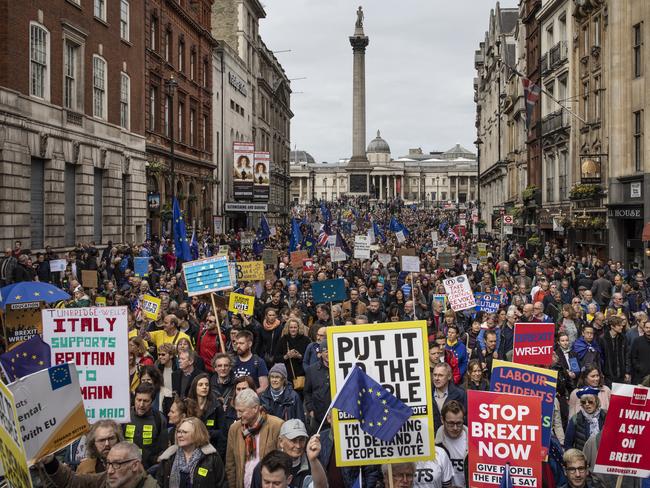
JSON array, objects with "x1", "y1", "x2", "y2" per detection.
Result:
[
  {"x1": 0, "y1": 379, "x2": 32, "y2": 487},
  {"x1": 9, "y1": 363, "x2": 89, "y2": 465},
  {"x1": 443, "y1": 275, "x2": 476, "y2": 311},
  {"x1": 233, "y1": 141, "x2": 255, "y2": 200},
  {"x1": 182, "y1": 256, "x2": 232, "y2": 296},
  {"x1": 401, "y1": 256, "x2": 420, "y2": 273},
  {"x1": 290, "y1": 250, "x2": 309, "y2": 268},
  {"x1": 236, "y1": 261, "x2": 265, "y2": 282},
  {"x1": 42, "y1": 306, "x2": 130, "y2": 423},
  {"x1": 354, "y1": 235, "x2": 371, "y2": 259},
  {"x1": 327, "y1": 321, "x2": 435, "y2": 466},
  {"x1": 512, "y1": 323, "x2": 555, "y2": 366},
  {"x1": 594, "y1": 383, "x2": 650, "y2": 478},
  {"x1": 49, "y1": 259, "x2": 67, "y2": 273},
  {"x1": 262, "y1": 249, "x2": 279, "y2": 266},
  {"x1": 490, "y1": 360, "x2": 557, "y2": 458},
  {"x1": 468, "y1": 390, "x2": 543, "y2": 488},
  {"x1": 474, "y1": 293, "x2": 500, "y2": 313}
]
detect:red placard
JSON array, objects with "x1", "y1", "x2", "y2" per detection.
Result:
[
  {"x1": 302, "y1": 258, "x2": 314, "y2": 273},
  {"x1": 595, "y1": 383, "x2": 650, "y2": 478},
  {"x1": 468, "y1": 390, "x2": 543, "y2": 488},
  {"x1": 511, "y1": 323, "x2": 555, "y2": 366}
]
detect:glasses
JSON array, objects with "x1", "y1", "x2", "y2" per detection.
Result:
[
  {"x1": 580, "y1": 399, "x2": 595, "y2": 405},
  {"x1": 566, "y1": 467, "x2": 587, "y2": 474},
  {"x1": 106, "y1": 459, "x2": 137, "y2": 470},
  {"x1": 444, "y1": 421, "x2": 464, "y2": 428}
]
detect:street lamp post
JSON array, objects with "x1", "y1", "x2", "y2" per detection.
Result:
[
  {"x1": 474, "y1": 137, "x2": 483, "y2": 239},
  {"x1": 164, "y1": 75, "x2": 178, "y2": 238}
]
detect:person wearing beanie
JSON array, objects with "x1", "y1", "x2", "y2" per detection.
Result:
[{"x1": 259, "y1": 363, "x2": 305, "y2": 423}]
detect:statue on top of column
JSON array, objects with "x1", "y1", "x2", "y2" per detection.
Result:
[{"x1": 355, "y1": 6, "x2": 364, "y2": 28}]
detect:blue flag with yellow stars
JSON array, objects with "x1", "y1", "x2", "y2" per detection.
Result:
[
  {"x1": 49, "y1": 363, "x2": 73, "y2": 390},
  {"x1": 173, "y1": 197, "x2": 192, "y2": 262},
  {"x1": 332, "y1": 366, "x2": 413, "y2": 442},
  {"x1": 312, "y1": 278, "x2": 346, "y2": 304},
  {"x1": 0, "y1": 335, "x2": 51, "y2": 382}
]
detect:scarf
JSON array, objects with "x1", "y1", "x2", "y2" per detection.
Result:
[
  {"x1": 169, "y1": 447, "x2": 203, "y2": 488},
  {"x1": 263, "y1": 319, "x2": 281, "y2": 332},
  {"x1": 270, "y1": 387, "x2": 285, "y2": 402},
  {"x1": 242, "y1": 412, "x2": 266, "y2": 460},
  {"x1": 583, "y1": 408, "x2": 602, "y2": 437}
]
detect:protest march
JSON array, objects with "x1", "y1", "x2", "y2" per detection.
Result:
[{"x1": 0, "y1": 196, "x2": 649, "y2": 488}]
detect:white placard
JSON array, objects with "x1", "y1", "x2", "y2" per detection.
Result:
[
  {"x1": 396, "y1": 230, "x2": 406, "y2": 243},
  {"x1": 49, "y1": 259, "x2": 67, "y2": 273},
  {"x1": 443, "y1": 275, "x2": 476, "y2": 312},
  {"x1": 269, "y1": 226, "x2": 277, "y2": 237},
  {"x1": 42, "y1": 306, "x2": 130, "y2": 423},
  {"x1": 354, "y1": 235, "x2": 371, "y2": 259},
  {"x1": 430, "y1": 230, "x2": 439, "y2": 247},
  {"x1": 327, "y1": 235, "x2": 337, "y2": 247},
  {"x1": 368, "y1": 225, "x2": 376, "y2": 244},
  {"x1": 331, "y1": 247, "x2": 347, "y2": 262},
  {"x1": 401, "y1": 255, "x2": 421, "y2": 273},
  {"x1": 213, "y1": 216, "x2": 223, "y2": 235},
  {"x1": 378, "y1": 253, "x2": 392, "y2": 266}
]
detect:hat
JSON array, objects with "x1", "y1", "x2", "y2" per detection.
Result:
[
  {"x1": 318, "y1": 339, "x2": 329, "y2": 351},
  {"x1": 576, "y1": 386, "x2": 600, "y2": 399},
  {"x1": 279, "y1": 419, "x2": 308, "y2": 440},
  {"x1": 269, "y1": 363, "x2": 287, "y2": 379}
]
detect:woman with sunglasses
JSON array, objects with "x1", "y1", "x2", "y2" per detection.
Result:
[{"x1": 564, "y1": 387, "x2": 607, "y2": 451}]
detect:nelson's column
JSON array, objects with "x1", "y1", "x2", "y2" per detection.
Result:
[{"x1": 347, "y1": 6, "x2": 371, "y2": 195}]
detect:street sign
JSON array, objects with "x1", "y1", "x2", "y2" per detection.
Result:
[{"x1": 503, "y1": 215, "x2": 514, "y2": 225}]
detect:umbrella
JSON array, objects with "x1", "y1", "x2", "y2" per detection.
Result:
[{"x1": 0, "y1": 282, "x2": 71, "y2": 309}]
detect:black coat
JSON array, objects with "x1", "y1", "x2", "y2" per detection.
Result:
[
  {"x1": 432, "y1": 383, "x2": 467, "y2": 431},
  {"x1": 304, "y1": 361, "x2": 331, "y2": 425},
  {"x1": 630, "y1": 335, "x2": 650, "y2": 384},
  {"x1": 171, "y1": 368, "x2": 202, "y2": 399},
  {"x1": 157, "y1": 444, "x2": 227, "y2": 488}
]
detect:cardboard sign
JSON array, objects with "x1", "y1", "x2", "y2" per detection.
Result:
[
  {"x1": 133, "y1": 257, "x2": 149, "y2": 277},
  {"x1": 474, "y1": 293, "x2": 500, "y2": 313},
  {"x1": 9, "y1": 363, "x2": 89, "y2": 465},
  {"x1": 228, "y1": 292, "x2": 255, "y2": 315},
  {"x1": 262, "y1": 249, "x2": 279, "y2": 266},
  {"x1": 377, "y1": 253, "x2": 392, "y2": 266},
  {"x1": 468, "y1": 390, "x2": 543, "y2": 488},
  {"x1": 303, "y1": 258, "x2": 315, "y2": 273},
  {"x1": 397, "y1": 248, "x2": 417, "y2": 257},
  {"x1": 264, "y1": 269, "x2": 276, "y2": 282},
  {"x1": 490, "y1": 360, "x2": 557, "y2": 458},
  {"x1": 477, "y1": 243, "x2": 488, "y2": 263},
  {"x1": 327, "y1": 321, "x2": 435, "y2": 466},
  {"x1": 5, "y1": 301, "x2": 42, "y2": 350},
  {"x1": 512, "y1": 323, "x2": 555, "y2": 366},
  {"x1": 330, "y1": 247, "x2": 347, "y2": 263},
  {"x1": 141, "y1": 295, "x2": 162, "y2": 321},
  {"x1": 443, "y1": 275, "x2": 476, "y2": 312},
  {"x1": 237, "y1": 261, "x2": 265, "y2": 282},
  {"x1": 401, "y1": 256, "x2": 420, "y2": 273},
  {"x1": 183, "y1": 256, "x2": 232, "y2": 296},
  {"x1": 290, "y1": 250, "x2": 309, "y2": 268},
  {"x1": 438, "y1": 252, "x2": 454, "y2": 269},
  {"x1": 42, "y1": 306, "x2": 130, "y2": 423},
  {"x1": 217, "y1": 245, "x2": 230, "y2": 257},
  {"x1": 0, "y1": 379, "x2": 32, "y2": 487},
  {"x1": 81, "y1": 270, "x2": 98, "y2": 289},
  {"x1": 354, "y1": 235, "x2": 371, "y2": 259},
  {"x1": 595, "y1": 383, "x2": 650, "y2": 478},
  {"x1": 49, "y1": 259, "x2": 67, "y2": 273}
]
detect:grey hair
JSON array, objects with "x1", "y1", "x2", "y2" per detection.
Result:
[
  {"x1": 110, "y1": 441, "x2": 142, "y2": 461},
  {"x1": 381, "y1": 462, "x2": 416, "y2": 477},
  {"x1": 235, "y1": 387, "x2": 260, "y2": 408}
]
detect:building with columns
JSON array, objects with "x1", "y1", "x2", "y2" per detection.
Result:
[{"x1": 289, "y1": 133, "x2": 478, "y2": 205}]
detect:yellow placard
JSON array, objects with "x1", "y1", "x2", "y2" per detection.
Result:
[
  {"x1": 238, "y1": 261, "x2": 265, "y2": 282},
  {"x1": 326, "y1": 321, "x2": 435, "y2": 467},
  {"x1": 228, "y1": 292, "x2": 255, "y2": 315},
  {"x1": 142, "y1": 295, "x2": 162, "y2": 321},
  {"x1": 95, "y1": 296, "x2": 107, "y2": 306},
  {"x1": 0, "y1": 380, "x2": 32, "y2": 487},
  {"x1": 217, "y1": 245, "x2": 230, "y2": 257}
]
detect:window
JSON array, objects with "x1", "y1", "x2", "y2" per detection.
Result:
[
  {"x1": 545, "y1": 156, "x2": 555, "y2": 202},
  {"x1": 178, "y1": 39, "x2": 184, "y2": 71},
  {"x1": 63, "y1": 40, "x2": 79, "y2": 109},
  {"x1": 120, "y1": 0, "x2": 130, "y2": 41},
  {"x1": 559, "y1": 151, "x2": 568, "y2": 200},
  {"x1": 164, "y1": 95, "x2": 171, "y2": 137},
  {"x1": 634, "y1": 110, "x2": 643, "y2": 172},
  {"x1": 178, "y1": 100, "x2": 184, "y2": 142},
  {"x1": 203, "y1": 58, "x2": 208, "y2": 87},
  {"x1": 120, "y1": 72, "x2": 130, "y2": 129},
  {"x1": 545, "y1": 81, "x2": 555, "y2": 114},
  {"x1": 30, "y1": 23, "x2": 49, "y2": 99},
  {"x1": 593, "y1": 16, "x2": 601, "y2": 47},
  {"x1": 634, "y1": 23, "x2": 643, "y2": 78},
  {"x1": 546, "y1": 25, "x2": 554, "y2": 51},
  {"x1": 94, "y1": 0, "x2": 106, "y2": 21},
  {"x1": 150, "y1": 15, "x2": 157, "y2": 50},
  {"x1": 559, "y1": 14, "x2": 567, "y2": 43},
  {"x1": 190, "y1": 49, "x2": 196, "y2": 80},
  {"x1": 190, "y1": 108, "x2": 196, "y2": 146},
  {"x1": 594, "y1": 76, "x2": 601, "y2": 121},
  {"x1": 92, "y1": 55, "x2": 107, "y2": 119},
  {"x1": 582, "y1": 81, "x2": 589, "y2": 122},
  {"x1": 582, "y1": 23, "x2": 589, "y2": 57},
  {"x1": 558, "y1": 75, "x2": 567, "y2": 104},
  {"x1": 164, "y1": 30, "x2": 171, "y2": 62},
  {"x1": 203, "y1": 114, "x2": 209, "y2": 150},
  {"x1": 149, "y1": 85, "x2": 157, "y2": 131}
]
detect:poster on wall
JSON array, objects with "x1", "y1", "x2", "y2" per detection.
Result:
[
  {"x1": 233, "y1": 142, "x2": 255, "y2": 200},
  {"x1": 253, "y1": 151, "x2": 270, "y2": 202}
]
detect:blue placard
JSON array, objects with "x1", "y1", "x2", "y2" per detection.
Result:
[
  {"x1": 474, "y1": 293, "x2": 500, "y2": 313},
  {"x1": 312, "y1": 278, "x2": 347, "y2": 304},
  {"x1": 183, "y1": 256, "x2": 233, "y2": 296},
  {"x1": 134, "y1": 257, "x2": 150, "y2": 277}
]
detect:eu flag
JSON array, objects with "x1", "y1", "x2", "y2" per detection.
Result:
[
  {"x1": 389, "y1": 216, "x2": 410, "y2": 236},
  {"x1": 289, "y1": 218, "x2": 303, "y2": 252},
  {"x1": 173, "y1": 197, "x2": 192, "y2": 262},
  {"x1": 259, "y1": 214, "x2": 271, "y2": 241},
  {"x1": 312, "y1": 278, "x2": 347, "y2": 304},
  {"x1": 332, "y1": 366, "x2": 413, "y2": 442},
  {"x1": 0, "y1": 335, "x2": 51, "y2": 382},
  {"x1": 49, "y1": 363, "x2": 72, "y2": 390},
  {"x1": 335, "y1": 230, "x2": 352, "y2": 257},
  {"x1": 373, "y1": 221, "x2": 386, "y2": 243},
  {"x1": 320, "y1": 202, "x2": 332, "y2": 224}
]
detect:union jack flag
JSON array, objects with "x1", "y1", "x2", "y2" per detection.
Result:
[
  {"x1": 522, "y1": 77, "x2": 541, "y2": 131},
  {"x1": 318, "y1": 228, "x2": 329, "y2": 247}
]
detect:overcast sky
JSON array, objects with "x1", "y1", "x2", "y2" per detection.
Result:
[{"x1": 259, "y1": 0, "x2": 519, "y2": 163}]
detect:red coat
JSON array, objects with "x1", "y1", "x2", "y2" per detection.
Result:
[
  {"x1": 196, "y1": 326, "x2": 226, "y2": 373},
  {"x1": 444, "y1": 350, "x2": 462, "y2": 385}
]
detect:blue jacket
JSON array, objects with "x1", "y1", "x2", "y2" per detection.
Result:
[
  {"x1": 302, "y1": 342, "x2": 321, "y2": 371},
  {"x1": 259, "y1": 385, "x2": 305, "y2": 423},
  {"x1": 446, "y1": 341, "x2": 468, "y2": 377},
  {"x1": 477, "y1": 327, "x2": 501, "y2": 354}
]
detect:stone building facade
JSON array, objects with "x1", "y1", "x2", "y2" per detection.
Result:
[
  {"x1": 144, "y1": 0, "x2": 216, "y2": 238},
  {"x1": 0, "y1": 0, "x2": 148, "y2": 250}
]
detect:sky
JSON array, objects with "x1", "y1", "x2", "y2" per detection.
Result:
[{"x1": 259, "y1": 0, "x2": 519, "y2": 163}]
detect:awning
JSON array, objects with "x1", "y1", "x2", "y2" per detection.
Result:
[{"x1": 642, "y1": 222, "x2": 650, "y2": 241}]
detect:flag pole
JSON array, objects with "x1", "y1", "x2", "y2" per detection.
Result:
[
  {"x1": 315, "y1": 361, "x2": 360, "y2": 435},
  {"x1": 410, "y1": 272, "x2": 417, "y2": 320},
  {"x1": 388, "y1": 464, "x2": 394, "y2": 488},
  {"x1": 209, "y1": 293, "x2": 226, "y2": 353}
]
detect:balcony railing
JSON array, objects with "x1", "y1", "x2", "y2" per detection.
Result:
[
  {"x1": 542, "y1": 109, "x2": 569, "y2": 135},
  {"x1": 549, "y1": 41, "x2": 568, "y2": 69},
  {"x1": 540, "y1": 53, "x2": 549, "y2": 75}
]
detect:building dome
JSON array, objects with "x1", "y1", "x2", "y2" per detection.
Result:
[
  {"x1": 290, "y1": 150, "x2": 316, "y2": 165},
  {"x1": 367, "y1": 130, "x2": 391, "y2": 154}
]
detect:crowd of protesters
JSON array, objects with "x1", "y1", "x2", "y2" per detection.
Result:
[{"x1": 2, "y1": 196, "x2": 650, "y2": 488}]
